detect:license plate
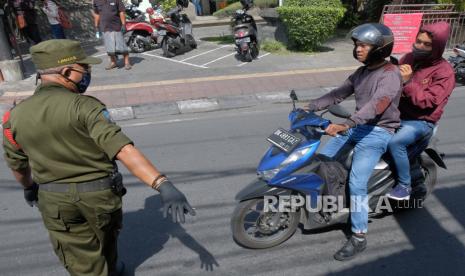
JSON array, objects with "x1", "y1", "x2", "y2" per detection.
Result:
[
  {"x1": 267, "y1": 128, "x2": 302, "y2": 153},
  {"x1": 157, "y1": 30, "x2": 166, "y2": 36},
  {"x1": 236, "y1": 37, "x2": 251, "y2": 44}
]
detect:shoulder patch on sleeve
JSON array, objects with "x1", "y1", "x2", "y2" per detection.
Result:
[{"x1": 102, "y1": 109, "x2": 114, "y2": 123}]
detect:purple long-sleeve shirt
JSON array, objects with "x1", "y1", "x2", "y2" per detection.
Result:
[{"x1": 307, "y1": 62, "x2": 402, "y2": 133}]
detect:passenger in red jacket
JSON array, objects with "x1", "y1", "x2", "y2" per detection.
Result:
[{"x1": 387, "y1": 21, "x2": 455, "y2": 200}]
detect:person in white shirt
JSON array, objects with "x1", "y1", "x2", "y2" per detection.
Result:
[{"x1": 41, "y1": 0, "x2": 66, "y2": 39}]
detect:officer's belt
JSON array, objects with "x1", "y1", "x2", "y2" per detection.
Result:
[{"x1": 39, "y1": 176, "x2": 113, "y2": 193}]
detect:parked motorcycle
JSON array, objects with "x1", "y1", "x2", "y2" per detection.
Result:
[
  {"x1": 124, "y1": 2, "x2": 160, "y2": 53},
  {"x1": 448, "y1": 44, "x2": 465, "y2": 84},
  {"x1": 231, "y1": 90, "x2": 446, "y2": 249},
  {"x1": 155, "y1": 0, "x2": 197, "y2": 58},
  {"x1": 232, "y1": 0, "x2": 259, "y2": 62}
]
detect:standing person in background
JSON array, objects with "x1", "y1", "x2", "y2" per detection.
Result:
[
  {"x1": 93, "y1": 0, "x2": 132, "y2": 70},
  {"x1": 192, "y1": 0, "x2": 202, "y2": 16},
  {"x1": 10, "y1": 0, "x2": 42, "y2": 44},
  {"x1": 40, "y1": 0, "x2": 65, "y2": 39}
]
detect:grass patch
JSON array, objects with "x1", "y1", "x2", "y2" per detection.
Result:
[
  {"x1": 201, "y1": 35, "x2": 235, "y2": 44},
  {"x1": 260, "y1": 39, "x2": 313, "y2": 55}
]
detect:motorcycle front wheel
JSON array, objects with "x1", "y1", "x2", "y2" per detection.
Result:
[
  {"x1": 161, "y1": 37, "x2": 176, "y2": 58},
  {"x1": 231, "y1": 197, "x2": 300, "y2": 249}
]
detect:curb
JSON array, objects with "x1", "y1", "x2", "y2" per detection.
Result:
[{"x1": 106, "y1": 87, "x2": 335, "y2": 121}]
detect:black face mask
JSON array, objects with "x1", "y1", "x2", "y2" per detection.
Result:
[
  {"x1": 412, "y1": 44, "x2": 432, "y2": 61},
  {"x1": 74, "y1": 71, "x2": 92, "y2": 93},
  {"x1": 62, "y1": 69, "x2": 92, "y2": 94}
]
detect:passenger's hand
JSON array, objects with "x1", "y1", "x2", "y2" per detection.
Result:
[
  {"x1": 399, "y1": 64, "x2": 413, "y2": 83},
  {"x1": 24, "y1": 182, "x2": 38, "y2": 207},
  {"x1": 325, "y1": 123, "x2": 349, "y2": 137},
  {"x1": 159, "y1": 180, "x2": 196, "y2": 223}
]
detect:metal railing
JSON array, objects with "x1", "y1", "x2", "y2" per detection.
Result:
[{"x1": 381, "y1": 4, "x2": 465, "y2": 49}]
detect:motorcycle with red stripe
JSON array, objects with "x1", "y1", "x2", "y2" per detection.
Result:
[{"x1": 124, "y1": 0, "x2": 160, "y2": 53}]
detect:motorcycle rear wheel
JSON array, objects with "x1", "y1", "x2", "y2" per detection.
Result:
[
  {"x1": 231, "y1": 198, "x2": 300, "y2": 249},
  {"x1": 129, "y1": 36, "x2": 146, "y2": 53},
  {"x1": 186, "y1": 34, "x2": 197, "y2": 49},
  {"x1": 162, "y1": 37, "x2": 176, "y2": 58}
]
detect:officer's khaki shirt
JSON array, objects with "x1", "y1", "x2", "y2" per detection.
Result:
[{"x1": 2, "y1": 83, "x2": 133, "y2": 183}]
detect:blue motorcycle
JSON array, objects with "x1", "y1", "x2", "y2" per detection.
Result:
[{"x1": 231, "y1": 90, "x2": 446, "y2": 249}]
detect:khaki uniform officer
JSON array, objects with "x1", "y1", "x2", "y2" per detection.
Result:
[{"x1": 2, "y1": 39, "x2": 195, "y2": 276}]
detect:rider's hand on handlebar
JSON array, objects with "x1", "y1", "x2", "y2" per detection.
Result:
[
  {"x1": 325, "y1": 123, "x2": 350, "y2": 137},
  {"x1": 302, "y1": 102, "x2": 317, "y2": 112}
]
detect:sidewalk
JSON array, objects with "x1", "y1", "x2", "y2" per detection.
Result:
[{"x1": 0, "y1": 25, "x2": 358, "y2": 121}]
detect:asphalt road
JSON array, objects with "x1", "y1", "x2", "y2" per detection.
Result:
[{"x1": 1, "y1": 91, "x2": 465, "y2": 276}]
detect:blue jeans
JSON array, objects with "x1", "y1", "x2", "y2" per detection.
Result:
[
  {"x1": 320, "y1": 125, "x2": 393, "y2": 234},
  {"x1": 388, "y1": 120, "x2": 435, "y2": 188},
  {"x1": 192, "y1": 0, "x2": 202, "y2": 16},
  {"x1": 51, "y1": 24, "x2": 66, "y2": 39}
]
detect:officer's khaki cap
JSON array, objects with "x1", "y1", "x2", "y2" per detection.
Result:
[{"x1": 31, "y1": 39, "x2": 102, "y2": 70}]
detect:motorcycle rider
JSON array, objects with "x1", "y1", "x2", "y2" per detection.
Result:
[
  {"x1": 386, "y1": 21, "x2": 455, "y2": 200},
  {"x1": 304, "y1": 23, "x2": 402, "y2": 261}
]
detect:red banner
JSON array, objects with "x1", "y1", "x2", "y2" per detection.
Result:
[{"x1": 383, "y1": 13, "x2": 424, "y2": 54}]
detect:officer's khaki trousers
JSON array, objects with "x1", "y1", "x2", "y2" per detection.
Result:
[{"x1": 38, "y1": 184, "x2": 122, "y2": 276}]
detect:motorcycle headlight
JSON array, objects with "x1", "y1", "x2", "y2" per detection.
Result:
[{"x1": 258, "y1": 146, "x2": 312, "y2": 181}]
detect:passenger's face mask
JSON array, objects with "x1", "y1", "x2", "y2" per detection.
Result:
[{"x1": 412, "y1": 44, "x2": 432, "y2": 61}]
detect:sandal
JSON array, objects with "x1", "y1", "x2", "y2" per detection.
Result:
[
  {"x1": 105, "y1": 63, "x2": 117, "y2": 70},
  {"x1": 124, "y1": 64, "x2": 132, "y2": 70}
]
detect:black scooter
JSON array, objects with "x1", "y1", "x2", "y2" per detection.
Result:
[
  {"x1": 232, "y1": 0, "x2": 259, "y2": 62},
  {"x1": 157, "y1": 0, "x2": 197, "y2": 58},
  {"x1": 448, "y1": 44, "x2": 465, "y2": 84}
]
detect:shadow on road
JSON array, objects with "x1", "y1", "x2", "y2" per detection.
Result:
[
  {"x1": 327, "y1": 185, "x2": 465, "y2": 276},
  {"x1": 118, "y1": 194, "x2": 219, "y2": 275}
]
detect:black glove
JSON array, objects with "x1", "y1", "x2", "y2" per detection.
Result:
[
  {"x1": 159, "y1": 180, "x2": 196, "y2": 223},
  {"x1": 24, "y1": 182, "x2": 38, "y2": 207}
]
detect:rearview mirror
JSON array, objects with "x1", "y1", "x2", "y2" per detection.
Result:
[
  {"x1": 328, "y1": 105, "x2": 351, "y2": 119},
  {"x1": 290, "y1": 90, "x2": 298, "y2": 101}
]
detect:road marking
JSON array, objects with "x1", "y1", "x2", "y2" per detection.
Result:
[
  {"x1": 121, "y1": 117, "x2": 200, "y2": 127},
  {"x1": 237, "y1": 52, "x2": 271, "y2": 67},
  {"x1": 142, "y1": 52, "x2": 208, "y2": 69},
  {"x1": 120, "y1": 108, "x2": 270, "y2": 127},
  {"x1": 201, "y1": 52, "x2": 236, "y2": 66},
  {"x1": 180, "y1": 45, "x2": 231, "y2": 62},
  {"x1": 2, "y1": 66, "x2": 358, "y2": 96},
  {"x1": 92, "y1": 53, "x2": 107, "y2": 57}
]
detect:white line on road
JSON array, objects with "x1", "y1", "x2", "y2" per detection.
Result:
[
  {"x1": 237, "y1": 52, "x2": 271, "y2": 67},
  {"x1": 142, "y1": 52, "x2": 208, "y2": 69},
  {"x1": 92, "y1": 53, "x2": 108, "y2": 57},
  {"x1": 121, "y1": 109, "x2": 270, "y2": 128},
  {"x1": 201, "y1": 52, "x2": 236, "y2": 66},
  {"x1": 180, "y1": 45, "x2": 231, "y2": 62},
  {"x1": 122, "y1": 117, "x2": 200, "y2": 127}
]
